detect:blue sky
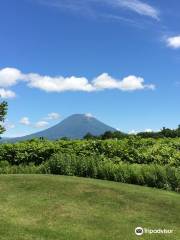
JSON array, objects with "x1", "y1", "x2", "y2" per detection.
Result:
[{"x1": 0, "y1": 0, "x2": 180, "y2": 137}]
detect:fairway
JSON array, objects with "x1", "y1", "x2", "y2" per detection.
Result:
[{"x1": 0, "y1": 175, "x2": 179, "y2": 240}]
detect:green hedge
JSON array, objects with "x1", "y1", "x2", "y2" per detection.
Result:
[
  {"x1": 0, "y1": 137, "x2": 180, "y2": 166},
  {"x1": 1, "y1": 153, "x2": 179, "y2": 192},
  {"x1": 44, "y1": 153, "x2": 180, "y2": 192}
]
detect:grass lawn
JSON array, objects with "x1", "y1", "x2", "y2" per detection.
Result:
[{"x1": 0, "y1": 175, "x2": 179, "y2": 240}]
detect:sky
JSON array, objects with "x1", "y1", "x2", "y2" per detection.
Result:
[{"x1": 0, "y1": 0, "x2": 180, "y2": 137}]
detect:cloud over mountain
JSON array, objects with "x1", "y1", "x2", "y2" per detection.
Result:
[{"x1": 0, "y1": 67, "x2": 155, "y2": 97}]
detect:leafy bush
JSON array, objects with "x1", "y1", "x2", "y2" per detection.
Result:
[
  {"x1": 0, "y1": 163, "x2": 42, "y2": 174},
  {"x1": 45, "y1": 153, "x2": 180, "y2": 192},
  {"x1": 0, "y1": 150, "x2": 179, "y2": 192},
  {"x1": 0, "y1": 140, "x2": 57, "y2": 165},
  {"x1": 0, "y1": 137, "x2": 180, "y2": 167},
  {"x1": 0, "y1": 137, "x2": 180, "y2": 193}
]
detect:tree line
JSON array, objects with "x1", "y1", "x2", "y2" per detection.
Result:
[{"x1": 84, "y1": 125, "x2": 180, "y2": 140}]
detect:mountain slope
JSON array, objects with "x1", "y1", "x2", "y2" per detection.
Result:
[{"x1": 7, "y1": 114, "x2": 116, "y2": 141}]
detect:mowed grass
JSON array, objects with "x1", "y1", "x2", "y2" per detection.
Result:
[{"x1": 0, "y1": 175, "x2": 179, "y2": 240}]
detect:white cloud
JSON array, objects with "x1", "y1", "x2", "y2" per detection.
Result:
[
  {"x1": 145, "y1": 128, "x2": 153, "y2": 132},
  {"x1": 93, "y1": 73, "x2": 118, "y2": 90},
  {"x1": 0, "y1": 67, "x2": 23, "y2": 87},
  {"x1": 35, "y1": 121, "x2": 49, "y2": 128},
  {"x1": 93, "y1": 73, "x2": 155, "y2": 91},
  {"x1": 120, "y1": 76, "x2": 146, "y2": 91},
  {"x1": 0, "y1": 88, "x2": 16, "y2": 99},
  {"x1": 20, "y1": 116, "x2": 49, "y2": 128},
  {"x1": 0, "y1": 67, "x2": 155, "y2": 93},
  {"x1": 38, "y1": 0, "x2": 159, "y2": 20},
  {"x1": 20, "y1": 117, "x2": 30, "y2": 126},
  {"x1": 46, "y1": 112, "x2": 61, "y2": 120},
  {"x1": 85, "y1": 113, "x2": 94, "y2": 118},
  {"x1": 113, "y1": 0, "x2": 159, "y2": 20},
  {"x1": 26, "y1": 73, "x2": 94, "y2": 92},
  {"x1": 129, "y1": 129, "x2": 137, "y2": 134},
  {"x1": 119, "y1": 75, "x2": 155, "y2": 91},
  {"x1": 166, "y1": 35, "x2": 180, "y2": 49}
]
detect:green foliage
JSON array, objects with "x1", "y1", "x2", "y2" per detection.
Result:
[
  {"x1": 0, "y1": 137, "x2": 180, "y2": 192},
  {"x1": 0, "y1": 101, "x2": 8, "y2": 135},
  {"x1": 137, "y1": 126, "x2": 180, "y2": 138},
  {"x1": 0, "y1": 162, "x2": 42, "y2": 174},
  {"x1": 0, "y1": 139, "x2": 58, "y2": 165},
  {"x1": 45, "y1": 153, "x2": 180, "y2": 192},
  {"x1": 0, "y1": 137, "x2": 180, "y2": 167},
  {"x1": 83, "y1": 125, "x2": 180, "y2": 140},
  {"x1": 84, "y1": 130, "x2": 127, "y2": 140},
  {"x1": 1, "y1": 153, "x2": 179, "y2": 191},
  {"x1": 84, "y1": 132, "x2": 96, "y2": 140}
]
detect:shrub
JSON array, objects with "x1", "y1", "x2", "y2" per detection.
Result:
[
  {"x1": 45, "y1": 153, "x2": 180, "y2": 192},
  {"x1": 0, "y1": 138, "x2": 180, "y2": 167}
]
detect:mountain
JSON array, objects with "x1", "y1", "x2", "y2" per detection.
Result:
[{"x1": 4, "y1": 114, "x2": 116, "y2": 142}]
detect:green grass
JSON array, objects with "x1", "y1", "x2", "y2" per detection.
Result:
[{"x1": 0, "y1": 175, "x2": 179, "y2": 240}]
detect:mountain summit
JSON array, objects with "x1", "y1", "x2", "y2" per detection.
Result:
[{"x1": 8, "y1": 114, "x2": 116, "y2": 141}]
